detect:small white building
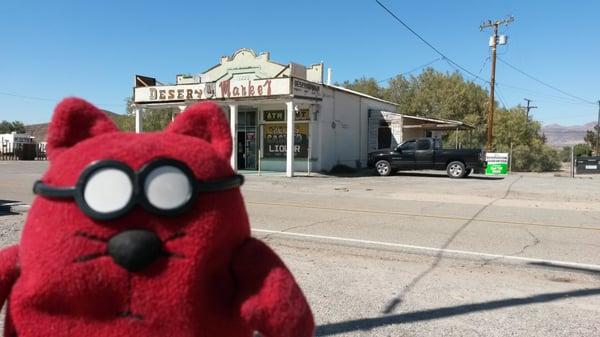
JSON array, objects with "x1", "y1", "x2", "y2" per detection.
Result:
[
  {"x1": 0, "y1": 132, "x2": 35, "y2": 153},
  {"x1": 132, "y1": 49, "x2": 469, "y2": 176}
]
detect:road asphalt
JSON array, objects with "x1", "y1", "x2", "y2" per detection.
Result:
[{"x1": 1, "y1": 161, "x2": 599, "y2": 336}]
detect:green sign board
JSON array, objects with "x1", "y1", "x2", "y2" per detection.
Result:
[{"x1": 485, "y1": 153, "x2": 509, "y2": 176}]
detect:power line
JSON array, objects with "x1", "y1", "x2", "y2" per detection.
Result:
[
  {"x1": 495, "y1": 82, "x2": 591, "y2": 106},
  {"x1": 497, "y1": 57, "x2": 595, "y2": 105},
  {"x1": 374, "y1": 0, "x2": 597, "y2": 119},
  {"x1": 495, "y1": 87, "x2": 508, "y2": 109},
  {"x1": 0, "y1": 91, "x2": 58, "y2": 102},
  {"x1": 374, "y1": 0, "x2": 487, "y2": 83},
  {"x1": 0, "y1": 90, "x2": 124, "y2": 107},
  {"x1": 476, "y1": 57, "x2": 491, "y2": 79},
  {"x1": 377, "y1": 57, "x2": 443, "y2": 83}
]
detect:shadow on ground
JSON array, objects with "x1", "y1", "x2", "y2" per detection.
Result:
[
  {"x1": 315, "y1": 287, "x2": 600, "y2": 336},
  {"x1": 303, "y1": 168, "x2": 505, "y2": 180},
  {"x1": 529, "y1": 261, "x2": 600, "y2": 275}
]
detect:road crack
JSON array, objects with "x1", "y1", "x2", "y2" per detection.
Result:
[
  {"x1": 478, "y1": 226, "x2": 541, "y2": 268},
  {"x1": 381, "y1": 175, "x2": 523, "y2": 314},
  {"x1": 260, "y1": 216, "x2": 354, "y2": 242}
]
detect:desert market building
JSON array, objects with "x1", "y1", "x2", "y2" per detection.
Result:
[{"x1": 132, "y1": 48, "x2": 469, "y2": 176}]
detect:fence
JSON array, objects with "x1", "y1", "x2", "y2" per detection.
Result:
[{"x1": 0, "y1": 142, "x2": 47, "y2": 161}]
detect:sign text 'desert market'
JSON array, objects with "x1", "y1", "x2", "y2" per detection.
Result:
[{"x1": 134, "y1": 78, "x2": 291, "y2": 103}]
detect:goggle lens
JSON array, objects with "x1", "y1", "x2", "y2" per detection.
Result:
[
  {"x1": 83, "y1": 167, "x2": 134, "y2": 214},
  {"x1": 143, "y1": 165, "x2": 192, "y2": 211}
]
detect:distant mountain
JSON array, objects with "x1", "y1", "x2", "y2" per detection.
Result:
[
  {"x1": 24, "y1": 110, "x2": 123, "y2": 142},
  {"x1": 542, "y1": 121, "x2": 596, "y2": 147}
]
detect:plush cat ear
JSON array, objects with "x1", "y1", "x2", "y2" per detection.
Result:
[
  {"x1": 166, "y1": 102, "x2": 232, "y2": 160},
  {"x1": 47, "y1": 97, "x2": 118, "y2": 160}
]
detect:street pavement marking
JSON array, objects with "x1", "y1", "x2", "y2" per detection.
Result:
[
  {"x1": 253, "y1": 228, "x2": 600, "y2": 272},
  {"x1": 247, "y1": 201, "x2": 600, "y2": 232}
]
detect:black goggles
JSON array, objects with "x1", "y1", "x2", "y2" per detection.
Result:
[{"x1": 33, "y1": 158, "x2": 244, "y2": 221}]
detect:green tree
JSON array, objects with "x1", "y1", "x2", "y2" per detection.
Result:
[
  {"x1": 112, "y1": 97, "x2": 175, "y2": 132},
  {"x1": 560, "y1": 144, "x2": 592, "y2": 162},
  {"x1": 338, "y1": 77, "x2": 385, "y2": 99},
  {"x1": 584, "y1": 125, "x2": 599, "y2": 153},
  {"x1": 383, "y1": 68, "x2": 490, "y2": 148},
  {"x1": 0, "y1": 120, "x2": 26, "y2": 133},
  {"x1": 493, "y1": 107, "x2": 542, "y2": 147},
  {"x1": 491, "y1": 108, "x2": 560, "y2": 172},
  {"x1": 342, "y1": 68, "x2": 562, "y2": 171}
]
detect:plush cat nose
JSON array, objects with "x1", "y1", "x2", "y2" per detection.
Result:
[{"x1": 108, "y1": 230, "x2": 162, "y2": 272}]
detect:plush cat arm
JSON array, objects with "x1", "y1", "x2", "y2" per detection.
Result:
[
  {"x1": 232, "y1": 238, "x2": 314, "y2": 337},
  {"x1": 0, "y1": 245, "x2": 20, "y2": 305}
]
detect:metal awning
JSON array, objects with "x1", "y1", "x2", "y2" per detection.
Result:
[{"x1": 401, "y1": 115, "x2": 474, "y2": 130}]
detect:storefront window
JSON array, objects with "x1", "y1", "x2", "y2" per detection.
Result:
[{"x1": 263, "y1": 123, "x2": 309, "y2": 159}]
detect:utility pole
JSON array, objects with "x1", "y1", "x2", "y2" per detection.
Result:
[
  {"x1": 481, "y1": 16, "x2": 514, "y2": 151},
  {"x1": 596, "y1": 100, "x2": 600, "y2": 155},
  {"x1": 523, "y1": 98, "x2": 537, "y2": 141},
  {"x1": 523, "y1": 98, "x2": 537, "y2": 121}
]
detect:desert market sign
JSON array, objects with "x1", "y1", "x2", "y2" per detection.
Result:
[
  {"x1": 485, "y1": 153, "x2": 509, "y2": 176},
  {"x1": 134, "y1": 78, "x2": 291, "y2": 103}
]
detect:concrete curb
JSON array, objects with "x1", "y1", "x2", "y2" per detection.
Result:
[{"x1": 0, "y1": 203, "x2": 30, "y2": 214}]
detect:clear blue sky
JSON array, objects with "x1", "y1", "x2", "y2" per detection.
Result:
[{"x1": 1, "y1": 0, "x2": 598, "y2": 126}]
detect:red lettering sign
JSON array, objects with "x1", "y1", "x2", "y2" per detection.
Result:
[
  {"x1": 248, "y1": 81, "x2": 255, "y2": 96},
  {"x1": 219, "y1": 80, "x2": 231, "y2": 97}
]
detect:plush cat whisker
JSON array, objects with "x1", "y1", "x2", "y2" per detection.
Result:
[
  {"x1": 73, "y1": 251, "x2": 108, "y2": 263},
  {"x1": 75, "y1": 231, "x2": 109, "y2": 243}
]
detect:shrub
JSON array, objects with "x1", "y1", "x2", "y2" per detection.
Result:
[{"x1": 510, "y1": 144, "x2": 561, "y2": 172}]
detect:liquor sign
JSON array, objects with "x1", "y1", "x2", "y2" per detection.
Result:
[
  {"x1": 263, "y1": 123, "x2": 309, "y2": 158},
  {"x1": 485, "y1": 153, "x2": 509, "y2": 176},
  {"x1": 134, "y1": 78, "x2": 290, "y2": 103}
]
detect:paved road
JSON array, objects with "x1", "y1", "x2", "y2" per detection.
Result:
[
  {"x1": 1, "y1": 161, "x2": 600, "y2": 336},
  {"x1": 244, "y1": 172, "x2": 600, "y2": 336}
]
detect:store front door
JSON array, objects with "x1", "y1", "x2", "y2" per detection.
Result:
[
  {"x1": 237, "y1": 131, "x2": 246, "y2": 169},
  {"x1": 237, "y1": 110, "x2": 257, "y2": 170}
]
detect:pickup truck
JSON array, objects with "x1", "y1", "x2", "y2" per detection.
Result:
[{"x1": 367, "y1": 138, "x2": 486, "y2": 178}]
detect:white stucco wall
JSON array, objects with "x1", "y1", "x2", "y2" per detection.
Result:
[{"x1": 317, "y1": 86, "x2": 397, "y2": 171}]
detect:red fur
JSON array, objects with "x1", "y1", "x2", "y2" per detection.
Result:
[
  {"x1": 166, "y1": 102, "x2": 233, "y2": 160},
  {"x1": 0, "y1": 98, "x2": 314, "y2": 337},
  {"x1": 46, "y1": 97, "x2": 118, "y2": 160}
]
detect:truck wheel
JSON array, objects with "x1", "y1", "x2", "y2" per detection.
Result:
[
  {"x1": 447, "y1": 161, "x2": 466, "y2": 178},
  {"x1": 375, "y1": 160, "x2": 392, "y2": 176}
]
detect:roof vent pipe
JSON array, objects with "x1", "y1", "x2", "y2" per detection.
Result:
[{"x1": 327, "y1": 68, "x2": 332, "y2": 85}]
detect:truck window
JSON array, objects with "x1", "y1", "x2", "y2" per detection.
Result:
[
  {"x1": 400, "y1": 140, "x2": 416, "y2": 151},
  {"x1": 417, "y1": 139, "x2": 431, "y2": 150},
  {"x1": 433, "y1": 138, "x2": 442, "y2": 150}
]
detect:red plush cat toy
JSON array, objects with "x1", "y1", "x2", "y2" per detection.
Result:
[{"x1": 0, "y1": 98, "x2": 314, "y2": 337}]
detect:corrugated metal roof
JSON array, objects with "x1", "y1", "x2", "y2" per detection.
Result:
[
  {"x1": 324, "y1": 84, "x2": 399, "y2": 106},
  {"x1": 378, "y1": 112, "x2": 474, "y2": 129}
]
